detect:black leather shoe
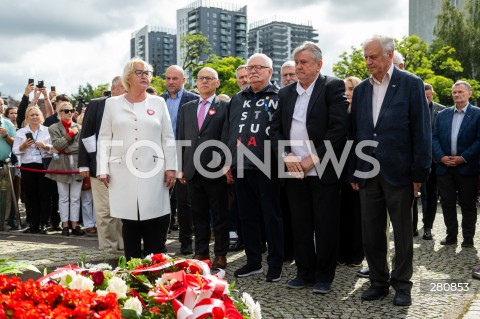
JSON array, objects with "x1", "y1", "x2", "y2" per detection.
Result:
[
  {"x1": 361, "y1": 286, "x2": 389, "y2": 300},
  {"x1": 39, "y1": 225, "x2": 48, "y2": 235},
  {"x1": 393, "y1": 289, "x2": 411, "y2": 306},
  {"x1": 423, "y1": 228, "x2": 433, "y2": 240},
  {"x1": 462, "y1": 238, "x2": 474, "y2": 248},
  {"x1": 180, "y1": 245, "x2": 193, "y2": 255},
  {"x1": 170, "y1": 224, "x2": 179, "y2": 231},
  {"x1": 440, "y1": 237, "x2": 457, "y2": 245},
  {"x1": 413, "y1": 229, "x2": 418, "y2": 237},
  {"x1": 229, "y1": 240, "x2": 245, "y2": 252}
]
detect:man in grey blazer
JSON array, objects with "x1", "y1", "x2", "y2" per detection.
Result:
[
  {"x1": 349, "y1": 35, "x2": 431, "y2": 306},
  {"x1": 161, "y1": 65, "x2": 199, "y2": 255}
]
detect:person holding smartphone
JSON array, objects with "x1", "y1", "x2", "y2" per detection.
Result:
[
  {"x1": 13, "y1": 106, "x2": 53, "y2": 234},
  {"x1": 45, "y1": 101, "x2": 85, "y2": 236}
]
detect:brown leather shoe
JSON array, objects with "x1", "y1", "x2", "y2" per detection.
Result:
[
  {"x1": 193, "y1": 254, "x2": 210, "y2": 262},
  {"x1": 212, "y1": 256, "x2": 227, "y2": 270}
]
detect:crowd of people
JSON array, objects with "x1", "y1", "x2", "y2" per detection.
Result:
[{"x1": 1, "y1": 34, "x2": 479, "y2": 308}]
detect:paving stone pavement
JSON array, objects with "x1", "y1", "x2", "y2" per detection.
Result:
[{"x1": 1, "y1": 208, "x2": 480, "y2": 319}]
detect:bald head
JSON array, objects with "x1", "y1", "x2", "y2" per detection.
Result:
[{"x1": 165, "y1": 65, "x2": 186, "y2": 97}]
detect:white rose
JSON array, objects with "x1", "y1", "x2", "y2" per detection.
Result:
[
  {"x1": 58, "y1": 270, "x2": 78, "y2": 287},
  {"x1": 96, "y1": 290, "x2": 109, "y2": 296},
  {"x1": 69, "y1": 275, "x2": 94, "y2": 291},
  {"x1": 123, "y1": 297, "x2": 143, "y2": 315},
  {"x1": 107, "y1": 276, "x2": 128, "y2": 299}
]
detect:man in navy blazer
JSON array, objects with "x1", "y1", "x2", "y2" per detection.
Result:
[
  {"x1": 349, "y1": 35, "x2": 431, "y2": 306},
  {"x1": 177, "y1": 67, "x2": 229, "y2": 271},
  {"x1": 161, "y1": 65, "x2": 199, "y2": 255},
  {"x1": 432, "y1": 80, "x2": 480, "y2": 248}
]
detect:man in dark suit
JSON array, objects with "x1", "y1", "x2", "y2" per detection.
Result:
[
  {"x1": 349, "y1": 35, "x2": 431, "y2": 306},
  {"x1": 78, "y1": 76, "x2": 125, "y2": 251},
  {"x1": 177, "y1": 67, "x2": 229, "y2": 270},
  {"x1": 413, "y1": 83, "x2": 446, "y2": 240},
  {"x1": 161, "y1": 65, "x2": 199, "y2": 255},
  {"x1": 270, "y1": 42, "x2": 349, "y2": 293},
  {"x1": 433, "y1": 80, "x2": 480, "y2": 248}
]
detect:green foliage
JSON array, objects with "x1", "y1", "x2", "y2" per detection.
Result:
[
  {"x1": 150, "y1": 76, "x2": 166, "y2": 95},
  {"x1": 432, "y1": 0, "x2": 480, "y2": 81},
  {"x1": 193, "y1": 55, "x2": 246, "y2": 97},
  {"x1": 395, "y1": 35, "x2": 431, "y2": 73},
  {"x1": 180, "y1": 33, "x2": 212, "y2": 74},
  {"x1": 425, "y1": 75, "x2": 454, "y2": 105},
  {"x1": 333, "y1": 34, "x2": 477, "y2": 106},
  {"x1": 332, "y1": 47, "x2": 369, "y2": 80},
  {"x1": 0, "y1": 258, "x2": 40, "y2": 275},
  {"x1": 75, "y1": 82, "x2": 109, "y2": 102}
]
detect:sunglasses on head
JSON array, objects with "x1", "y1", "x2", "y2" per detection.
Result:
[{"x1": 61, "y1": 109, "x2": 74, "y2": 114}]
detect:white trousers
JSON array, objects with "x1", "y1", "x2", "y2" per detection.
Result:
[{"x1": 57, "y1": 180, "x2": 82, "y2": 222}]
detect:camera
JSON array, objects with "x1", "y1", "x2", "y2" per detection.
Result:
[
  {"x1": 28, "y1": 79, "x2": 34, "y2": 85},
  {"x1": 51, "y1": 86, "x2": 56, "y2": 92},
  {"x1": 37, "y1": 80, "x2": 44, "y2": 88}
]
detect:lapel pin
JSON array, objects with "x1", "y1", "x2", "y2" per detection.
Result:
[
  {"x1": 147, "y1": 109, "x2": 155, "y2": 115},
  {"x1": 208, "y1": 109, "x2": 216, "y2": 116},
  {"x1": 392, "y1": 85, "x2": 396, "y2": 88}
]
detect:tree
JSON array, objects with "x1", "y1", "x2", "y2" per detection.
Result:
[
  {"x1": 193, "y1": 55, "x2": 245, "y2": 97},
  {"x1": 180, "y1": 33, "x2": 212, "y2": 75},
  {"x1": 149, "y1": 76, "x2": 166, "y2": 95},
  {"x1": 432, "y1": 0, "x2": 480, "y2": 81},
  {"x1": 332, "y1": 47, "x2": 369, "y2": 80},
  {"x1": 75, "y1": 83, "x2": 108, "y2": 102},
  {"x1": 332, "y1": 35, "x2": 475, "y2": 105}
]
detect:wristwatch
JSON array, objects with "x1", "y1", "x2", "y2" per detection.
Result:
[{"x1": 281, "y1": 151, "x2": 289, "y2": 159}]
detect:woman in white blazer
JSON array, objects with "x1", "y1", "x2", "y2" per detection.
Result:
[{"x1": 96, "y1": 58, "x2": 177, "y2": 260}]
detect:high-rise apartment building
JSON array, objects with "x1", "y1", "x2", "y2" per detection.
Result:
[
  {"x1": 176, "y1": 0, "x2": 247, "y2": 70},
  {"x1": 248, "y1": 17, "x2": 318, "y2": 84},
  {"x1": 409, "y1": 0, "x2": 468, "y2": 44},
  {"x1": 130, "y1": 25, "x2": 177, "y2": 77}
]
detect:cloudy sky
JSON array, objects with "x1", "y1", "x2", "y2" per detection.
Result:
[{"x1": 0, "y1": 0, "x2": 409, "y2": 99}]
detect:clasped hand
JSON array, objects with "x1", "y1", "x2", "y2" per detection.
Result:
[{"x1": 284, "y1": 153, "x2": 319, "y2": 179}]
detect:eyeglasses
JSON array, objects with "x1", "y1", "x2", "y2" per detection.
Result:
[
  {"x1": 196, "y1": 76, "x2": 217, "y2": 82},
  {"x1": 245, "y1": 65, "x2": 270, "y2": 72},
  {"x1": 61, "y1": 109, "x2": 74, "y2": 114},
  {"x1": 134, "y1": 70, "x2": 153, "y2": 78},
  {"x1": 282, "y1": 73, "x2": 296, "y2": 78}
]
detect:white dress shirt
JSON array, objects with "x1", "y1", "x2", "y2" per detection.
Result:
[
  {"x1": 13, "y1": 125, "x2": 52, "y2": 165},
  {"x1": 291, "y1": 77, "x2": 318, "y2": 176},
  {"x1": 369, "y1": 64, "x2": 394, "y2": 126}
]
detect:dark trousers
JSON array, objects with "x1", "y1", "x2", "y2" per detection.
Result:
[
  {"x1": 437, "y1": 168, "x2": 478, "y2": 240},
  {"x1": 338, "y1": 182, "x2": 364, "y2": 264},
  {"x1": 49, "y1": 181, "x2": 60, "y2": 226},
  {"x1": 413, "y1": 163, "x2": 439, "y2": 231},
  {"x1": 359, "y1": 175, "x2": 413, "y2": 291},
  {"x1": 188, "y1": 173, "x2": 229, "y2": 256},
  {"x1": 285, "y1": 177, "x2": 339, "y2": 284},
  {"x1": 21, "y1": 163, "x2": 54, "y2": 228},
  {"x1": 281, "y1": 185, "x2": 294, "y2": 260},
  {"x1": 122, "y1": 214, "x2": 169, "y2": 260},
  {"x1": 235, "y1": 170, "x2": 283, "y2": 269},
  {"x1": 173, "y1": 181, "x2": 192, "y2": 247}
]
